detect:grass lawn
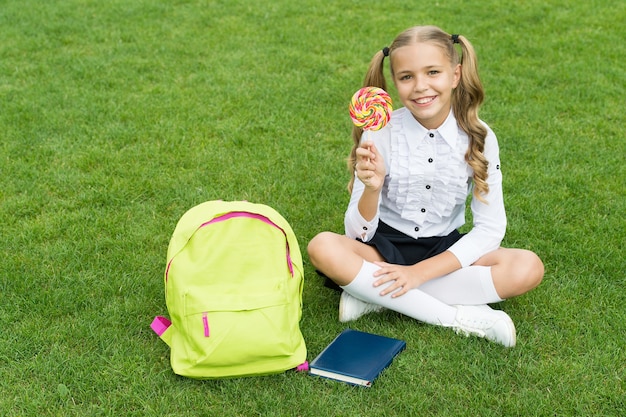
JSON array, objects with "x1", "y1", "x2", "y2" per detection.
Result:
[{"x1": 1, "y1": 0, "x2": 624, "y2": 415}]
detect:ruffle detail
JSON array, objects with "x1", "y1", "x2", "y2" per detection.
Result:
[
  {"x1": 426, "y1": 125, "x2": 472, "y2": 224},
  {"x1": 385, "y1": 111, "x2": 471, "y2": 226}
]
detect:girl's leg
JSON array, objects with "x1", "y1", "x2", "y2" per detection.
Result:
[
  {"x1": 307, "y1": 231, "x2": 385, "y2": 286},
  {"x1": 307, "y1": 232, "x2": 518, "y2": 347},
  {"x1": 413, "y1": 248, "x2": 543, "y2": 306},
  {"x1": 341, "y1": 260, "x2": 516, "y2": 347},
  {"x1": 473, "y1": 248, "x2": 544, "y2": 299},
  {"x1": 418, "y1": 266, "x2": 504, "y2": 305},
  {"x1": 341, "y1": 260, "x2": 457, "y2": 326}
]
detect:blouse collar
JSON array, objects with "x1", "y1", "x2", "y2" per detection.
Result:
[{"x1": 402, "y1": 109, "x2": 458, "y2": 148}]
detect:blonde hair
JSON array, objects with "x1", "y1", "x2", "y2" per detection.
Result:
[{"x1": 348, "y1": 25, "x2": 489, "y2": 202}]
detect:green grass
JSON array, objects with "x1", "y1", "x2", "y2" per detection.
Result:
[{"x1": 1, "y1": 0, "x2": 624, "y2": 415}]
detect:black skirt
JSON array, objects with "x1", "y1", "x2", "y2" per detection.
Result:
[
  {"x1": 361, "y1": 221, "x2": 464, "y2": 266},
  {"x1": 321, "y1": 221, "x2": 464, "y2": 291}
]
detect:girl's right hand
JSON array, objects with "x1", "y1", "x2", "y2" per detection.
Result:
[{"x1": 355, "y1": 141, "x2": 385, "y2": 190}]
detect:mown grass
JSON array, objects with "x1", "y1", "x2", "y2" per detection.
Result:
[{"x1": 1, "y1": 0, "x2": 624, "y2": 415}]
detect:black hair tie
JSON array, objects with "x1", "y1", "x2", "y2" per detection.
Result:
[
  {"x1": 451, "y1": 34, "x2": 460, "y2": 44},
  {"x1": 382, "y1": 46, "x2": 390, "y2": 57}
]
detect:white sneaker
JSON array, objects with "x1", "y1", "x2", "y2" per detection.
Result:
[
  {"x1": 338, "y1": 291, "x2": 384, "y2": 323},
  {"x1": 452, "y1": 305, "x2": 516, "y2": 347}
]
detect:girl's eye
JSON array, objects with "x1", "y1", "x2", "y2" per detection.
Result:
[{"x1": 428, "y1": 70, "x2": 439, "y2": 75}]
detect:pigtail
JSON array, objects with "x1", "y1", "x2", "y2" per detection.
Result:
[
  {"x1": 347, "y1": 50, "x2": 387, "y2": 193},
  {"x1": 346, "y1": 27, "x2": 490, "y2": 201},
  {"x1": 451, "y1": 35, "x2": 489, "y2": 202}
]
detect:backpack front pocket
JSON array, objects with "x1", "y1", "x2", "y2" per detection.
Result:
[{"x1": 180, "y1": 290, "x2": 299, "y2": 376}]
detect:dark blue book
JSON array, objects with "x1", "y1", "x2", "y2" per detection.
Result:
[{"x1": 309, "y1": 329, "x2": 406, "y2": 387}]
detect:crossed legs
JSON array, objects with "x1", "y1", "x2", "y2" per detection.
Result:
[{"x1": 307, "y1": 231, "x2": 543, "y2": 347}]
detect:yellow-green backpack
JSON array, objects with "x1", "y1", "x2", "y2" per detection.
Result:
[{"x1": 151, "y1": 200, "x2": 307, "y2": 379}]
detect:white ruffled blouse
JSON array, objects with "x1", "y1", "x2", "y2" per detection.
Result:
[{"x1": 344, "y1": 108, "x2": 507, "y2": 268}]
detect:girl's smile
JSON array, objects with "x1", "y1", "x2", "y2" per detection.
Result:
[
  {"x1": 414, "y1": 96, "x2": 437, "y2": 105},
  {"x1": 391, "y1": 42, "x2": 460, "y2": 130}
]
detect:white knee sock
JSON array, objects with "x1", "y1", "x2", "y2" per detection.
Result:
[
  {"x1": 340, "y1": 261, "x2": 457, "y2": 327},
  {"x1": 418, "y1": 266, "x2": 504, "y2": 305}
]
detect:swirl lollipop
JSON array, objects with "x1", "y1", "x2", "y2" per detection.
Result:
[{"x1": 349, "y1": 86, "x2": 393, "y2": 131}]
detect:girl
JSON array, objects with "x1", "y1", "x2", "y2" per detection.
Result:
[{"x1": 307, "y1": 25, "x2": 544, "y2": 347}]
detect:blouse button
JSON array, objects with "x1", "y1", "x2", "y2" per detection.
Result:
[
  {"x1": 421, "y1": 208, "x2": 426, "y2": 213},
  {"x1": 428, "y1": 158, "x2": 433, "y2": 163},
  {"x1": 414, "y1": 226, "x2": 419, "y2": 232},
  {"x1": 362, "y1": 226, "x2": 368, "y2": 230},
  {"x1": 429, "y1": 133, "x2": 434, "y2": 138},
  {"x1": 426, "y1": 185, "x2": 431, "y2": 190}
]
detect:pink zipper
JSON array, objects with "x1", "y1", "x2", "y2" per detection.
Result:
[
  {"x1": 202, "y1": 312, "x2": 210, "y2": 337},
  {"x1": 165, "y1": 211, "x2": 294, "y2": 283}
]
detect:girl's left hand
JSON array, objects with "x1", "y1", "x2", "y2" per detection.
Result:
[{"x1": 372, "y1": 262, "x2": 424, "y2": 297}]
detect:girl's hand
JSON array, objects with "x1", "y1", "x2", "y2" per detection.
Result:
[
  {"x1": 372, "y1": 262, "x2": 425, "y2": 297},
  {"x1": 355, "y1": 141, "x2": 385, "y2": 190}
]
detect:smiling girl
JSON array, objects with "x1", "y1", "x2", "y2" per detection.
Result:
[{"x1": 307, "y1": 25, "x2": 544, "y2": 347}]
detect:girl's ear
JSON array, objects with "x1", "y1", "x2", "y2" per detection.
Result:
[{"x1": 452, "y1": 64, "x2": 462, "y2": 88}]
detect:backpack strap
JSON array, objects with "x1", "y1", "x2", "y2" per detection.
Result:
[
  {"x1": 295, "y1": 361, "x2": 309, "y2": 372},
  {"x1": 151, "y1": 316, "x2": 174, "y2": 347}
]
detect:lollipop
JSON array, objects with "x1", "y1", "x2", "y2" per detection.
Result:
[{"x1": 349, "y1": 86, "x2": 393, "y2": 131}]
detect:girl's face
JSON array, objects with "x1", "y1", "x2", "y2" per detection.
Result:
[{"x1": 391, "y1": 42, "x2": 461, "y2": 130}]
